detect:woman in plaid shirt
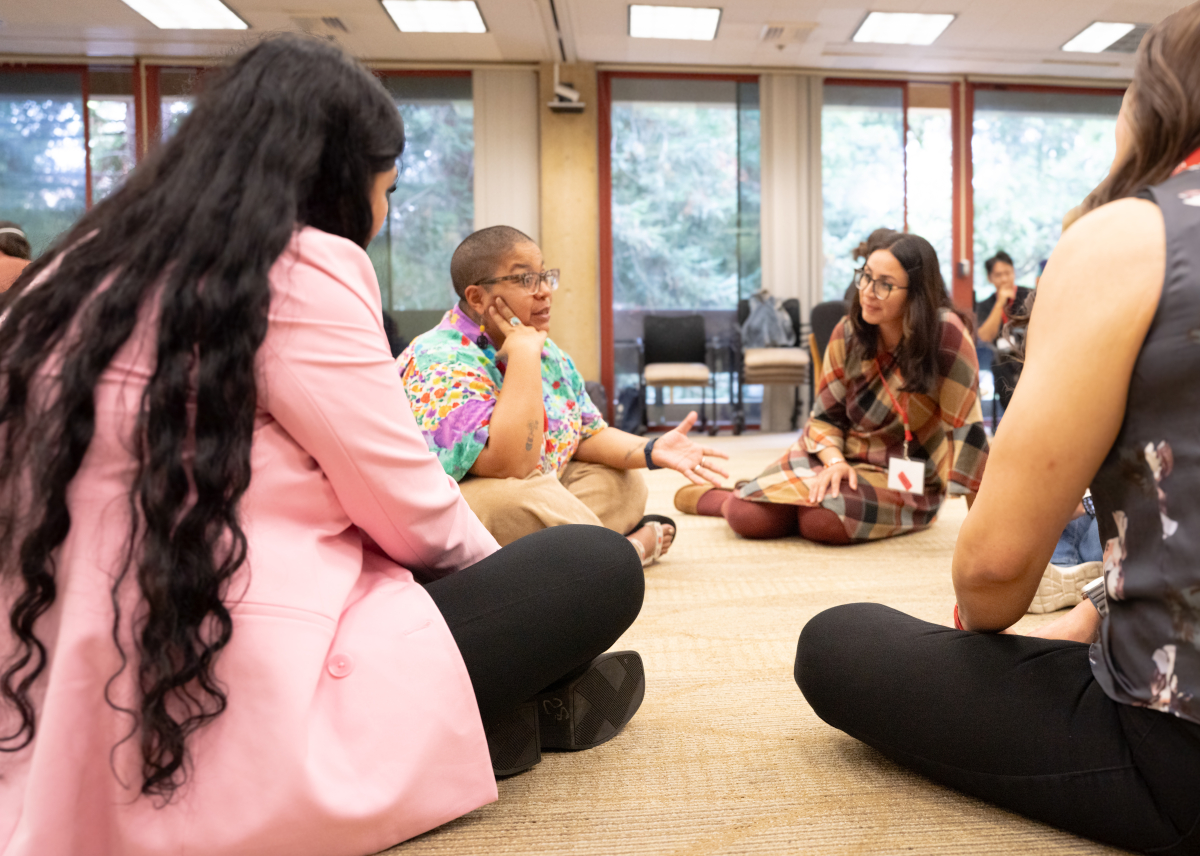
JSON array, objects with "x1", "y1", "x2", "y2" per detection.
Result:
[{"x1": 678, "y1": 232, "x2": 989, "y2": 544}]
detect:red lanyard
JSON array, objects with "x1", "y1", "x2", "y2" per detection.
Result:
[
  {"x1": 1172, "y1": 146, "x2": 1200, "y2": 177},
  {"x1": 874, "y1": 355, "x2": 912, "y2": 459}
]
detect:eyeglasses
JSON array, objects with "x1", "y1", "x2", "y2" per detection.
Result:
[
  {"x1": 855, "y1": 268, "x2": 908, "y2": 300},
  {"x1": 475, "y1": 268, "x2": 560, "y2": 294}
]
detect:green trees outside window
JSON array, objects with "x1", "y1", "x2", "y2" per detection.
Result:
[
  {"x1": 821, "y1": 85, "x2": 905, "y2": 301},
  {"x1": 370, "y1": 75, "x2": 474, "y2": 313},
  {"x1": 972, "y1": 89, "x2": 1121, "y2": 294},
  {"x1": 610, "y1": 78, "x2": 760, "y2": 313},
  {"x1": 0, "y1": 72, "x2": 87, "y2": 256}
]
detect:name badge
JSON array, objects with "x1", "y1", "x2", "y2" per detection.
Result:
[{"x1": 887, "y1": 457, "x2": 924, "y2": 494}]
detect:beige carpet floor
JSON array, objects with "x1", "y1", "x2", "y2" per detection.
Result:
[{"x1": 387, "y1": 433, "x2": 1126, "y2": 856}]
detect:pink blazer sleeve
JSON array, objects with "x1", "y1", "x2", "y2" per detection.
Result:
[{"x1": 258, "y1": 228, "x2": 499, "y2": 579}]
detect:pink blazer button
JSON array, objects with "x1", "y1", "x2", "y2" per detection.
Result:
[{"x1": 327, "y1": 654, "x2": 354, "y2": 678}]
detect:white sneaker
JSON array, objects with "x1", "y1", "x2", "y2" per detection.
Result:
[{"x1": 1027, "y1": 561, "x2": 1103, "y2": 614}]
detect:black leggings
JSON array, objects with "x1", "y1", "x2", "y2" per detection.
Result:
[
  {"x1": 424, "y1": 525, "x2": 644, "y2": 722},
  {"x1": 796, "y1": 603, "x2": 1200, "y2": 854}
]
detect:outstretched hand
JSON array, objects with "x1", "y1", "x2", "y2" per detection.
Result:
[{"x1": 651, "y1": 411, "x2": 730, "y2": 486}]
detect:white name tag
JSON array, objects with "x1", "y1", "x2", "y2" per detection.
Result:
[{"x1": 887, "y1": 457, "x2": 924, "y2": 494}]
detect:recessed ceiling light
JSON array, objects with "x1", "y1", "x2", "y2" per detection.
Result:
[
  {"x1": 382, "y1": 0, "x2": 487, "y2": 33},
  {"x1": 1062, "y1": 21, "x2": 1136, "y2": 53},
  {"x1": 629, "y1": 5, "x2": 722, "y2": 41},
  {"x1": 120, "y1": 0, "x2": 246, "y2": 29},
  {"x1": 852, "y1": 12, "x2": 954, "y2": 46}
]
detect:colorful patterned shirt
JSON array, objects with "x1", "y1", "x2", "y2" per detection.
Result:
[{"x1": 398, "y1": 307, "x2": 607, "y2": 481}]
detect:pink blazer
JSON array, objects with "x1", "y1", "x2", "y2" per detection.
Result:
[{"x1": 0, "y1": 228, "x2": 500, "y2": 855}]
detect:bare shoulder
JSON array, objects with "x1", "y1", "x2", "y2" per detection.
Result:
[{"x1": 1032, "y1": 198, "x2": 1164, "y2": 344}]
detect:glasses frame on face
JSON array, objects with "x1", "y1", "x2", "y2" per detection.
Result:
[
  {"x1": 474, "y1": 268, "x2": 560, "y2": 295},
  {"x1": 855, "y1": 267, "x2": 909, "y2": 301}
]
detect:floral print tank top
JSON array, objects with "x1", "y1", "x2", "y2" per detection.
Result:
[{"x1": 1090, "y1": 152, "x2": 1200, "y2": 724}]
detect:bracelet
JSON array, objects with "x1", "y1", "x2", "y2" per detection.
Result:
[
  {"x1": 824, "y1": 457, "x2": 845, "y2": 467},
  {"x1": 644, "y1": 437, "x2": 662, "y2": 470}
]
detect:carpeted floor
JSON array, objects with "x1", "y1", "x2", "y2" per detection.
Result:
[{"x1": 387, "y1": 433, "x2": 1126, "y2": 856}]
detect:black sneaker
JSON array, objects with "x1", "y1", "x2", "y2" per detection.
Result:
[
  {"x1": 484, "y1": 702, "x2": 540, "y2": 778},
  {"x1": 535, "y1": 651, "x2": 645, "y2": 751},
  {"x1": 484, "y1": 651, "x2": 646, "y2": 778}
]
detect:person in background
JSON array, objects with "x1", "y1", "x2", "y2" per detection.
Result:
[
  {"x1": 843, "y1": 227, "x2": 903, "y2": 303},
  {"x1": 0, "y1": 35, "x2": 646, "y2": 856},
  {"x1": 399, "y1": 225, "x2": 728, "y2": 565},
  {"x1": 797, "y1": 6, "x2": 1200, "y2": 851},
  {"x1": 975, "y1": 250, "x2": 1031, "y2": 412},
  {"x1": 0, "y1": 221, "x2": 32, "y2": 292},
  {"x1": 677, "y1": 232, "x2": 988, "y2": 545}
]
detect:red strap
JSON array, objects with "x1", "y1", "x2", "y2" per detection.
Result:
[
  {"x1": 1172, "y1": 145, "x2": 1200, "y2": 177},
  {"x1": 953, "y1": 603, "x2": 965, "y2": 630},
  {"x1": 874, "y1": 356, "x2": 912, "y2": 445}
]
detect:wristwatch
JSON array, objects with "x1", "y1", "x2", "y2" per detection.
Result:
[
  {"x1": 1082, "y1": 490, "x2": 1096, "y2": 518},
  {"x1": 644, "y1": 437, "x2": 662, "y2": 470},
  {"x1": 1083, "y1": 576, "x2": 1108, "y2": 618}
]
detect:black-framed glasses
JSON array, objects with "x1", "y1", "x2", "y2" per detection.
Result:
[
  {"x1": 475, "y1": 269, "x2": 560, "y2": 294},
  {"x1": 855, "y1": 268, "x2": 908, "y2": 300}
]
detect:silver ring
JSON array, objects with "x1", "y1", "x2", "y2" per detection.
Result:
[{"x1": 509, "y1": 316, "x2": 521, "y2": 326}]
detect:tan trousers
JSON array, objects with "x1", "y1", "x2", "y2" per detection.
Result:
[{"x1": 458, "y1": 461, "x2": 649, "y2": 547}]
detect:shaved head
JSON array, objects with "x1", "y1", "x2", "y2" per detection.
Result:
[{"x1": 450, "y1": 225, "x2": 537, "y2": 298}]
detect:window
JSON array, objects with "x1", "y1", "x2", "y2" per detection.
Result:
[
  {"x1": 821, "y1": 84, "x2": 905, "y2": 301},
  {"x1": 607, "y1": 76, "x2": 761, "y2": 422},
  {"x1": 158, "y1": 68, "x2": 200, "y2": 141},
  {"x1": 371, "y1": 74, "x2": 474, "y2": 315},
  {"x1": 822, "y1": 82, "x2": 956, "y2": 301},
  {"x1": 0, "y1": 70, "x2": 86, "y2": 255},
  {"x1": 972, "y1": 87, "x2": 1122, "y2": 295},
  {"x1": 88, "y1": 68, "x2": 136, "y2": 202},
  {"x1": 905, "y1": 84, "x2": 953, "y2": 288}
]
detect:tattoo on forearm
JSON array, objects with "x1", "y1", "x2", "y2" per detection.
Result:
[{"x1": 525, "y1": 420, "x2": 537, "y2": 452}]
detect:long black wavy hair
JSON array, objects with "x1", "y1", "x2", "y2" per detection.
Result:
[
  {"x1": 847, "y1": 233, "x2": 972, "y2": 395},
  {"x1": 0, "y1": 34, "x2": 404, "y2": 799}
]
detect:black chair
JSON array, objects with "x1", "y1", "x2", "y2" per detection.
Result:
[
  {"x1": 731, "y1": 297, "x2": 809, "y2": 435},
  {"x1": 808, "y1": 300, "x2": 849, "y2": 373},
  {"x1": 639, "y1": 314, "x2": 715, "y2": 434}
]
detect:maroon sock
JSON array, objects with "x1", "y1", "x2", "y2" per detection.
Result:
[{"x1": 696, "y1": 488, "x2": 734, "y2": 517}]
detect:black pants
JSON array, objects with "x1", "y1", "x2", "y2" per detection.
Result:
[
  {"x1": 425, "y1": 525, "x2": 644, "y2": 722},
  {"x1": 795, "y1": 603, "x2": 1200, "y2": 854}
]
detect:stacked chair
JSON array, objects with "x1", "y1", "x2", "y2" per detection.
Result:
[{"x1": 731, "y1": 298, "x2": 809, "y2": 435}]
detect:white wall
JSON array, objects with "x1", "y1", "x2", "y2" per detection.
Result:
[{"x1": 472, "y1": 69, "x2": 541, "y2": 243}]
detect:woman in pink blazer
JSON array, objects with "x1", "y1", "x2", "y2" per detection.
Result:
[{"x1": 0, "y1": 36, "x2": 644, "y2": 856}]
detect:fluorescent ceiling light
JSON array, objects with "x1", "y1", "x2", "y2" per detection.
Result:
[
  {"x1": 382, "y1": 0, "x2": 487, "y2": 33},
  {"x1": 119, "y1": 0, "x2": 246, "y2": 29},
  {"x1": 852, "y1": 12, "x2": 954, "y2": 46},
  {"x1": 629, "y1": 5, "x2": 722, "y2": 41},
  {"x1": 1062, "y1": 21, "x2": 1136, "y2": 53}
]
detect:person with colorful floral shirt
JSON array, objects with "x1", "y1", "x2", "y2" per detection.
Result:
[{"x1": 399, "y1": 225, "x2": 729, "y2": 564}]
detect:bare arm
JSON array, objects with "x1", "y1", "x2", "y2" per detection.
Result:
[
  {"x1": 469, "y1": 302, "x2": 547, "y2": 480},
  {"x1": 976, "y1": 294, "x2": 1009, "y2": 343},
  {"x1": 574, "y1": 412, "x2": 730, "y2": 485},
  {"x1": 953, "y1": 198, "x2": 1165, "y2": 632}
]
